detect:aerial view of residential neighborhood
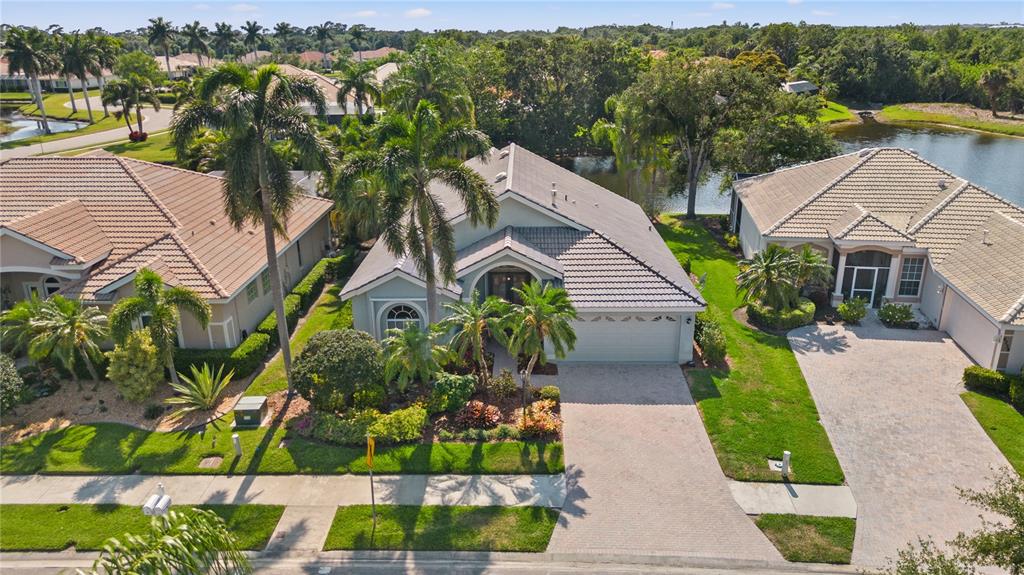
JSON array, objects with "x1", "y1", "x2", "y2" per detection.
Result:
[{"x1": 0, "y1": 0, "x2": 1022, "y2": 573}]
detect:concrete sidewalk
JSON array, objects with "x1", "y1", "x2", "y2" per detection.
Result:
[
  {"x1": 0, "y1": 473, "x2": 566, "y2": 508},
  {"x1": 728, "y1": 481, "x2": 857, "y2": 518}
]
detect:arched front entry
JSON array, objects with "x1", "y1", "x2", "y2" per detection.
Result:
[
  {"x1": 840, "y1": 250, "x2": 892, "y2": 308},
  {"x1": 466, "y1": 263, "x2": 542, "y2": 304}
]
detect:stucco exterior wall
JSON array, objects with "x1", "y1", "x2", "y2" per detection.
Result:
[
  {"x1": 737, "y1": 206, "x2": 766, "y2": 259},
  {"x1": 0, "y1": 235, "x2": 62, "y2": 269},
  {"x1": 451, "y1": 196, "x2": 567, "y2": 249},
  {"x1": 1003, "y1": 329, "x2": 1024, "y2": 374},
  {"x1": 919, "y1": 265, "x2": 945, "y2": 327},
  {"x1": 940, "y1": 289, "x2": 1000, "y2": 368}
]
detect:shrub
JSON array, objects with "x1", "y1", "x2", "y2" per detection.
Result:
[
  {"x1": 165, "y1": 363, "x2": 234, "y2": 418},
  {"x1": 325, "y1": 249, "x2": 355, "y2": 279},
  {"x1": 106, "y1": 330, "x2": 162, "y2": 403},
  {"x1": 311, "y1": 409, "x2": 380, "y2": 445},
  {"x1": 438, "y1": 428, "x2": 455, "y2": 441},
  {"x1": 174, "y1": 332, "x2": 270, "y2": 379},
  {"x1": 489, "y1": 423, "x2": 521, "y2": 441},
  {"x1": 748, "y1": 298, "x2": 816, "y2": 330},
  {"x1": 291, "y1": 259, "x2": 330, "y2": 312},
  {"x1": 456, "y1": 400, "x2": 502, "y2": 429},
  {"x1": 518, "y1": 399, "x2": 562, "y2": 438},
  {"x1": 256, "y1": 294, "x2": 302, "y2": 340},
  {"x1": 963, "y1": 366, "x2": 1012, "y2": 395},
  {"x1": 292, "y1": 329, "x2": 385, "y2": 413},
  {"x1": 724, "y1": 233, "x2": 740, "y2": 250},
  {"x1": 458, "y1": 428, "x2": 488, "y2": 441},
  {"x1": 1010, "y1": 378, "x2": 1024, "y2": 410},
  {"x1": 143, "y1": 404, "x2": 164, "y2": 420},
  {"x1": 0, "y1": 353, "x2": 24, "y2": 414},
  {"x1": 429, "y1": 372, "x2": 476, "y2": 414},
  {"x1": 369, "y1": 404, "x2": 428, "y2": 444},
  {"x1": 352, "y1": 384, "x2": 387, "y2": 410},
  {"x1": 879, "y1": 302, "x2": 915, "y2": 327},
  {"x1": 837, "y1": 297, "x2": 868, "y2": 324},
  {"x1": 487, "y1": 368, "x2": 517, "y2": 399},
  {"x1": 539, "y1": 385, "x2": 560, "y2": 403},
  {"x1": 695, "y1": 312, "x2": 727, "y2": 364}
]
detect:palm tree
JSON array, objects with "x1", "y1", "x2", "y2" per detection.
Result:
[
  {"x1": 109, "y1": 268, "x2": 211, "y2": 385},
  {"x1": 182, "y1": 21, "x2": 210, "y2": 67},
  {"x1": 241, "y1": 21, "x2": 264, "y2": 60},
  {"x1": 336, "y1": 59, "x2": 380, "y2": 116},
  {"x1": 101, "y1": 75, "x2": 160, "y2": 135},
  {"x1": 503, "y1": 281, "x2": 577, "y2": 415},
  {"x1": 438, "y1": 292, "x2": 508, "y2": 388},
  {"x1": 171, "y1": 64, "x2": 335, "y2": 393},
  {"x1": 384, "y1": 45, "x2": 474, "y2": 122},
  {"x1": 87, "y1": 509, "x2": 250, "y2": 575},
  {"x1": 28, "y1": 296, "x2": 108, "y2": 388},
  {"x1": 371, "y1": 100, "x2": 499, "y2": 323},
  {"x1": 212, "y1": 22, "x2": 235, "y2": 59},
  {"x1": 2, "y1": 26, "x2": 56, "y2": 134},
  {"x1": 147, "y1": 17, "x2": 175, "y2": 78},
  {"x1": 91, "y1": 32, "x2": 121, "y2": 117},
  {"x1": 51, "y1": 28, "x2": 79, "y2": 114},
  {"x1": 0, "y1": 295, "x2": 46, "y2": 358},
  {"x1": 790, "y1": 245, "x2": 833, "y2": 292},
  {"x1": 348, "y1": 24, "x2": 367, "y2": 61},
  {"x1": 382, "y1": 323, "x2": 449, "y2": 393},
  {"x1": 63, "y1": 31, "x2": 101, "y2": 123},
  {"x1": 331, "y1": 152, "x2": 384, "y2": 241},
  {"x1": 273, "y1": 22, "x2": 293, "y2": 53},
  {"x1": 736, "y1": 244, "x2": 798, "y2": 311},
  {"x1": 979, "y1": 67, "x2": 1011, "y2": 117},
  {"x1": 313, "y1": 23, "x2": 333, "y2": 68}
]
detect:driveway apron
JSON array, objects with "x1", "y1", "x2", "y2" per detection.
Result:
[
  {"x1": 546, "y1": 363, "x2": 781, "y2": 560},
  {"x1": 788, "y1": 320, "x2": 1011, "y2": 567}
]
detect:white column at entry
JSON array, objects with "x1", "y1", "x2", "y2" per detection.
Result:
[
  {"x1": 831, "y1": 251, "x2": 848, "y2": 306},
  {"x1": 884, "y1": 254, "x2": 901, "y2": 301}
]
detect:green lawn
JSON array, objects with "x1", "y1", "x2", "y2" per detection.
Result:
[
  {"x1": 0, "y1": 420, "x2": 563, "y2": 475},
  {"x1": 0, "y1": 91, "x2": 34, "y2": 102},
  {"x1": 324, "y1": 505, "x2": 560, "y2": 551},
  {"x1": 962, "y1": 391, "x2": 1024, "y2": 475},
  {"x1": 96, "y1": 131, "x2": 176, "y2": 163},
  {"x1": 0, "y1": 503, "x2": 284, "y2": 551},
  {"x1": 755, "y1": 514, "x2": 855, "y2": 564},
  {"x1": 1, "y1": 92, "x2": 124, "y2": 149},
  {"x1": 881, "y1": 104, "x2": 1024, "y2": 137},
  {"x1": 818, "y1": 100, "x2": 855, "y2": 124},
  {"x1": 247, "y1": 283, "x2": 353, "y2": 397},
  {"x1": 657, "y1": 216, "x2": 844, "y2": 484}
]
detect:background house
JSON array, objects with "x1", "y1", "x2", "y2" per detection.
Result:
[{"x1": 729, "y1": 147, "x2": 1024, "y2": 373}]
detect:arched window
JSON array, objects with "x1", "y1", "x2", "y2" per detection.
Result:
[
  {"x1": 43, "y1": 277, "x2": 61, "y2": 296},
  {"x1": 386, "y1": 304, "x2": 421, "y2": 331}
]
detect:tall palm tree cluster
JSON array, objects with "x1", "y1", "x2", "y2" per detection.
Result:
[
  {"x1": 2, "y1": 26, "x2": 122, "y2": 131},
  {"x1": 736, "y1": 244, "x2": 833, "y2": 311}
]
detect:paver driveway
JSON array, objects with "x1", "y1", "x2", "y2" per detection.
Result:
[
  {"x1": 546, "y1": 363, "x2": 781, "y2": 560},
  {"x1": 788, "y1": 318, "x2": 1011, "y2": 567}
]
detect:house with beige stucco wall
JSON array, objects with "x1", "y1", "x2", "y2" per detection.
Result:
[
  {"x1": 729, "y1": 147, "x2": 1024, "y2": 373},
  {"x1": 0, "y1": 155, "x2": 333, "y2": 349}
]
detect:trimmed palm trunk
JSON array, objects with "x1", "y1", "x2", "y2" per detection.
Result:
[
  {"x1": 80, "y1": 79, "x2": 94, "y2": 123},
  {"x1": 257, "y1": 145, "x2": 295, "y2": 393},
  {"x1": 97, "y1": 75, "x2": 109, "y2": 116},
  {"x1": 31, "y1": 76, "x2": 51, "y2": 134},
  {"x1": 65, "y1": 76, "x2": 78, "y2": 113},
  {"x1": 164, "y1": 48, "x2": 172, "y2": 79}
]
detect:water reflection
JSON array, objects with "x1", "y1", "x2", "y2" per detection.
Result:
[{"x1": 0, "y1": 114, "x2": 85, "y2": 143}]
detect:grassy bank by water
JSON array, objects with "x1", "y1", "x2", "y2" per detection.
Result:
[{"x1": 881, "y1": 103, "x2": 1024, "y2": 137}]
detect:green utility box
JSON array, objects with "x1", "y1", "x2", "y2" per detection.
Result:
[{"x1": 233, "y1": 395, "x2": 267, "y2": 428}]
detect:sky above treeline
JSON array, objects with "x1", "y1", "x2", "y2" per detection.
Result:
[{"x1": 2, "y1": 1, "x2": 1022, "y2": 32}]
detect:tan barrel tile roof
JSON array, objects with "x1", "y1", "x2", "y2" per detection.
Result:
[
  {"x1": 827, "y1": 204, "x2": 915, "y2": 243},
  {"x1": 5, "y1": 199, "x2": 113, "y2": 263}
]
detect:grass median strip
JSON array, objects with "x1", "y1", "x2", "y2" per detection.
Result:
[
  {"x1": 0, "y1": 503, "x2": 284, "y2": 551},
  {"x1": 658, "y1": 217, "x2": 844, "y2": 485},
  {"x1": 0, "y1": 421, "x2": 563, "y2": 475},
  {"x1": 755, "y1": 514, "x2": 855, "y2": 564},
  {"x1": 961, "y1": 391, "x2": 1024, "y2": 475},
  {"x1": 324, "y1": 505, "x2": 559, "y2": 551}
]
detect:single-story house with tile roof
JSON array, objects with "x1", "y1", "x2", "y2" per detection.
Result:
[
  {"x1": 781, "y1": 80, "x2": 819, "y2": 95},
  {"x1": 0, "y1": 156, "x2": 333, "y2": 349},
  {"x1": 341, "y1": 144, "x2": 706, "y2": 363},
  {"x1": 729, "y1": 147, "x2": 1024, "y2": 373}
]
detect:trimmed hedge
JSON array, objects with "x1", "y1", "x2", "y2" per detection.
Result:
[
  {"x1": 963, "y1": 365, "x2": 1012, "y2": 395},
  {"x1": 173, "y1": 332, "x2": 270, "y2": 379},
  {"x1": 292, "y1": 259, "x2": 330, "y2": 312},
  {"x1": 256, "y1": 294, "x2": 302, "y2": 340},
  {"x1": 1011, "y1": 378, "x2": 1024, "y2": 410},
  {"x1": 748, "y1": 298, "x2": 816, "y2": 331},
  {"x1": 325, "y1": 250, "x2": 355, "y2": 280}
]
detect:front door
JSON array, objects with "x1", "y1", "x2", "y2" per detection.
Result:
[{"x1": 851, "y1": 267, "x2": 878, "y2": 306}]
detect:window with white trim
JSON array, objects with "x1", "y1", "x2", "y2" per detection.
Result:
[
  {"x1": 260, "y1": 270, "x2": 271, "y2": 295},
  {"x1": 996, "y1": 331, "x2": 1014, "y2": 372},
  {"x1": 385, "y1": 305, "x2": 421, "y2": 332},
  {"x1": 43, "y1": 277, "x2": 61, "y2": 296},
  {"x1": 246, "y1": 281, "x2": 259, "y2": 304},
  {"x1": 898, "y1": 257, "x2": 925, "y2": 297}
]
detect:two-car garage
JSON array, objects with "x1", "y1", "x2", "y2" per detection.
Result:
[{"x1": 561, "y1": 312, "x2": 696, "y2": 364}]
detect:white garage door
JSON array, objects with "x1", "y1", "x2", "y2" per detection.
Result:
[
  {"x1": 940, "y1": 291, "x2": 999, "y2": 368},
  {"x1": 564, "y1": 313, "x2": 681, "y2": 363}
]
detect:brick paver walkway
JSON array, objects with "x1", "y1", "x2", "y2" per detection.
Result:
[
  {"x1": 546, "y1": 363, "x2": 781, "y2": 560},
  {"x1": 788, "y1": 318, "x2": 1012, "y2": 567}
]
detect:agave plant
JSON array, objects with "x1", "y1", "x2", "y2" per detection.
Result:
[{"x1": 165, "y1": 363, "x2": 234, "y2": 418}]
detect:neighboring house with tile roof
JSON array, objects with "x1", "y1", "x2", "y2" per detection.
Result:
[
  {"x1": 349, "y1": 47, "x2": 403, "y2": 62},
  {"x1": 276, "y1": 63, "x2": 393, "y2": 120},
  {"x1": 729, "y1": 147, "x2": 1024, "y2": 373},
  {"x1": 341, "y1": 144, "x2": 706, "y2": 363},
  {"x1": 0, "y1": 156, "x2": 333, "y2": 349}
]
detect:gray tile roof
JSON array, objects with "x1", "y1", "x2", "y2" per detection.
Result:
[
  {"x1": 455, "y1": 226, "x2": 563, "y2": 275},
  {"x1": 342, "y1": 144, "x2": 704, "y2": 311},
  {"x1": 738, "y1": 147, "x2": 1024, "y2": 325}
]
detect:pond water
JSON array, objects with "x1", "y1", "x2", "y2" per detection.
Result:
[
  {"x1": 566, "y1": 120, "x2": 1024, "y2": 214},
  {"x1": 0, "y1": 112, "x2": 85, "y2": 143}
]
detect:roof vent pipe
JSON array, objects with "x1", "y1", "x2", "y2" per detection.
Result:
[
  {"x1": 938, "y1": 179, "x2": 948, "y2": 190},
  {"x1": 859, "y1": 148, "x2": 873, "y2": 157},
  {"x1": 551, "y1": 182, "x2": 558, "y2": 206},
  {"x1": 494, "y1": 172, "x2": 507, "y2": 183},
  {"x1": 982, "y1": 229, "x2": 991, "y2": 245}
]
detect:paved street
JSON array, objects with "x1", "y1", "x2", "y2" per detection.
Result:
[
  {"x1": 788, "y1": 317, "x2": 1011, "y2": 567},
  {"x1": 546, "y1": 364, "x2": 781, "y2": 560}
]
